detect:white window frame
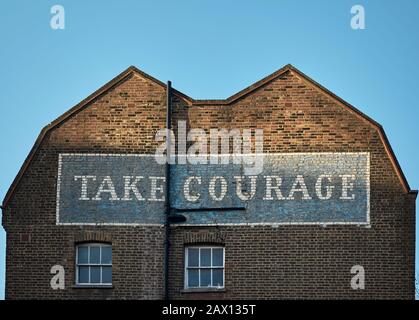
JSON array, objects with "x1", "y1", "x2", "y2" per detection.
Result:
[
  {"x1": 184, "y1": 246, "x2": 225, "y2": 289},
  {"x1": 75, "y1": 243, "x2": 112, "y2": 286}
]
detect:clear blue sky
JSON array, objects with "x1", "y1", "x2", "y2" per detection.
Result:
[{"x1": 0, "y1": 0, "x2": 418, "y2": 299}]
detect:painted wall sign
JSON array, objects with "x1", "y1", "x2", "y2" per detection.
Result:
[{"x1": 56, "y1": 153, "x2": 370, "y2": 225}]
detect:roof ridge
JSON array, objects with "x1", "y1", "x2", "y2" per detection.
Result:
[{"x1": 192, "y1": 64, "x2": 293, "y2": 105}]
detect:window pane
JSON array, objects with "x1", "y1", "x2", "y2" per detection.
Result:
[
  {"x1": 212, "y1": 248, "x2": 224, "y2": 267},
  {"x1": 90, "y1": 266, "x2": 101, "y2": 283},
  {"x1": 77, "y1": 246, "x2": 88, "y2": 264},
  {"x1": 102, "y1": 267, "x2": 112, "y2": 284},
  {"x1": 90, "y1": 246, "x2": 100, "y2": 264},
  {"x1": 212, "y1": 269, "x2": 224, "y2": 287},
  {"x1": 200, "y1": 269, "x2": 211, "y2": 287},
  {"x1": 101, "y1": 246, "x2": 112, "y2": 264},
  {"x1": 200, "y1": 249, "x2": 211, "y2": 267},
  {"x1": 188, "y1": 269, "x2": 199, "y2": 287},
  {"x1": 187, "y1": 248, "x2": 199, "y2": 267},
  {"x1": 78, "y1": 266, "x2": 89, "y2": 283}
]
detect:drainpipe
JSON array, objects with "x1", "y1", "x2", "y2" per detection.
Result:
[{"x1": 164, "y1": 81, "x2": 172, "y2": 301}]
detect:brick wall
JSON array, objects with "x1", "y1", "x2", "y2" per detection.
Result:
[{"x1": 2, "y1": 67, "x2": 416, "y2": 299}]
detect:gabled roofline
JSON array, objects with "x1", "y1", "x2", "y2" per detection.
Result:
[
  {"x1": 1, "y1": 64, "x2": 415, "y2": 208},
  {"x1": 286, "y1": 65, "x2": 413, "y2": 194},
  {"x1": 191, "y1": 64, "x2": 293, "y2": 105},
  {"x1": 1, "y1": 66, "x2": 192, "y2": 208}
]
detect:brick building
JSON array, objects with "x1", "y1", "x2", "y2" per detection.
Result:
[{"x1": 1, "y1": 64, "x2": 417, "y2": 299}]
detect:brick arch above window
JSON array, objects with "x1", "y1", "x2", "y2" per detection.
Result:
[
  {"x1": 73, "y1": 231, "x2": 112, "y2": 244},
  {"x1": 183, "y1": 231, "x2": 225, "y2": 245}
]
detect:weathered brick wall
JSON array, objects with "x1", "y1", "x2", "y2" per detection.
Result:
[
  {"x1": 3, "y1": 73, "x2": 168, "y2": 299},
  {"x1": 2, "y1": 68, "x2": 416, "y2": 299}
]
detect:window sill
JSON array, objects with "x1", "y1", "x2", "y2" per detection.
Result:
[
  {"x1": 181, "y1": 288, "x2": 226, "y2": 294},
  {"x1": 72, "y1": 285, "x2": 114, "y2": 289}
]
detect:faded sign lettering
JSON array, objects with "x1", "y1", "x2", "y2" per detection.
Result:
[{"x1": 56, "y1": 153, "x2": 370, "y2": 225}]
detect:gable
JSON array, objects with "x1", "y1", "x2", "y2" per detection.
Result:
[{"x1": 1, "y1": 64, "x2": 415, "y2": 209}]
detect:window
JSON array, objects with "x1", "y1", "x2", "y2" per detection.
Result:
[
  {"x1": 185, "y1": 246, "x2": 224, "y2": 289},
  {"x1": 76, "y1": 243, "x2": 112, "y2": 286}
]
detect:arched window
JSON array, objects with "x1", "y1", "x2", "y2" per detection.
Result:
[
  {"x1": 76, "y1": 243, "x2": 112, "y2": 286},
  {"x1": 184, "y1": 246, "x2": 224, "y2": 289}
]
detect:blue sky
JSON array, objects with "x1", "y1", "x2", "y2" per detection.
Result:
[{"x1": 0, "y1": 0, "x2": 418, "y2": 299}]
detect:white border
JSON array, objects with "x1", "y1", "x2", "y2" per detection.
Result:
[
  {"x1": 56, "y1": 153, "x2": 63, "y2": 226},
  {"x1": 55, "y1": 152, "x2": 371, "y2": 227}
]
